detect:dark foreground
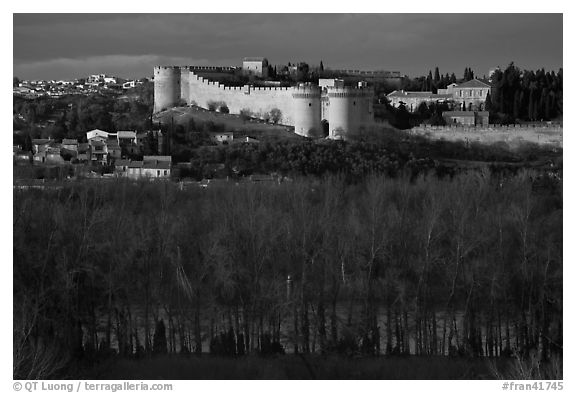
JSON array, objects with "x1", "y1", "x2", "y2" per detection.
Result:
[{"x1": 72, "y1": 354, "x2": 561, "y2": 380}]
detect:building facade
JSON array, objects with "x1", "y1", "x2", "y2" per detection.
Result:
[
  {"x1": 437, "y1": 79, "x2": 491, "y2": 111},
  {"x1": 386, "y1": 90, "x2": 454, "y2": 112},
  {"x1": 242, "y1": 57, "x2": 269, "y2": 78}
]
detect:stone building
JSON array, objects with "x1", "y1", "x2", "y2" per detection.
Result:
[
  {"x1": 437, "y1": 79, "x2": 491, "y2": 111},
  {"x1": 386, "y1": 90, "x2": 453, "y2": 112},
  {"x1": 242, "y1": 57, "x2": 269, "y2": 78},
  {"x1": 388, "y1": 78, "x2": 492, "y2": 113}
]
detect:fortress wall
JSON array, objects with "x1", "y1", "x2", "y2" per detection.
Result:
[
  {"x1": 179, "y1": 67, "x2": 190, "y2": 102},
  {"x1": 187, "y1": 71, "x2": 296, "y2": 126}
]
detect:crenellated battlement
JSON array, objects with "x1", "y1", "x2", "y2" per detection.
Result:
[
  {"x1": 154, "y1": 66, "x2": 182, "y2": 71},
  {"x1": 327, "y1": 86, "x2": 373, "y2": 98},
  {"x1": 153, "y1": 63, "x2": 375, "y2": 139},
  {"x1": 292, "y1": 85, "x2": 321, "y2": 96}
]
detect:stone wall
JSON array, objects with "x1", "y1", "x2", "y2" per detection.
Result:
[
  {"x1": 186, "y1": 71, "x2": 296, "y2": 125},
  {"x1": 409, "y1": 124, "x2": 563, "y2": 147}
]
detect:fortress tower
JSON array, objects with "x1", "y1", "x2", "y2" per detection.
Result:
[
  {"x1": 153, "y1": 66, "x2": 181, "y2": 113},
  {"x1": 327, "y1": 85, "x2": 373, "y2": 139},
  {"x1": 292, "y1": 84, "x2": 322, "y2": 138}
]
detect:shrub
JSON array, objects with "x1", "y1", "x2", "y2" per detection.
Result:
[
  {"x1": 270, "y1": 108, "x2": 282, "y2": 124},
  {"x1": 207, "y1": 101, "x2": 218, "y2": 111}
]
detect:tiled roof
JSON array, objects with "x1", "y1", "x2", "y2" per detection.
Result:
[
  {"x1": 128, "y1": 161, "x2": 144, "y2": 168},
  {"x1": 32, "y1": 139, "x2": 52, "y2": 145},
  {"x1": 243, "y1": 57, "x2": 267, "y2": 62},
  {"x1": 117, "y1": 131, "x2": 137, "y2": 138},
  {"x1": 387, "y1": 90, "x2": 433, "y2": 97},
  {"x1": 143, "y1": 161, "x2": 171, "y2": 170},
  {"x1": 387, "y1": 90, "x2": 453, "y2": 99},
  {"x1": 143, "y1": 155, "x2": 172, "y2": 163},
  {"x1": 115, "y1": 159, "x2": 130, "y2": 166},
  {"x1": 456, "y1": 79, "x2": 491, "y2": 88}
]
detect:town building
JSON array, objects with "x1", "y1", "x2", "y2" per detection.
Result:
[
  {"x1": 211, "y1": 132, "x2": 234, "y2": 144},
  {"x1": 242, "y1": 57, "x2": 269, "y2": 78},
  {"x1": 122, "y1": 156, "x2": 172, "y2": 179},
  {"x1": 386, "y1": 90, "x2": 454, "y2": 112},
  {"x1": 61, "y1": 139, "x2": 79, "y2": 152},
  {"x1": 437, "y1": 79, "x2": 491, "y2": 111}
]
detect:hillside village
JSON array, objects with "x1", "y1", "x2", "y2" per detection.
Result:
[{"x1": 13, "y1": 74, "x2": 148, "y2": 98}]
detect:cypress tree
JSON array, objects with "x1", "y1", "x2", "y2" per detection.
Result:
[
  {"x1": 434, "y1": 67, "x2": 440, "y2": 83},
  {"x1": 485, "y1": 91, "x2": 492, "y2": 112}
]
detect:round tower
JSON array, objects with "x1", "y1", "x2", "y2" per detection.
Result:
[
  {"x1": 153, "y1": 66, "x2": 181, "y2": 113},
  {"x1": 292, "y1": 84, "x2": 322, "y2": 138},
  {"x1": 327, "y1": 85, "x2": 373, "y2": 140},
  {"x1": 327, "y1": 87, "x2": 356, "y2": 139}
]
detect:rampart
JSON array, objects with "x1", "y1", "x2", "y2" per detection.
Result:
[
  {"x1": 154, "y1": 65, "x2": 375, "y2": 138},
  {"x1": 186, "y1": 69, "x2": 296, "y2": 125}
]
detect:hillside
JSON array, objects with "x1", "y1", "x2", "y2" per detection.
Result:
[{"x1": 153, "y1": 105, "x2": 305, "y2": 143}]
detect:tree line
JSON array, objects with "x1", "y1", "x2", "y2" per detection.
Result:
[
  {"x1": 14, "y1": 169, "x2": 562, "y2": 378},
  {"x1": 487, "y1": 63, "x2": 562, "y2": 122}
]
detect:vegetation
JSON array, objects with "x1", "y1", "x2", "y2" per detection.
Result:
[
  {"x1": 174, "y1": 127, "x2": 561, "y2": 180},
  {"x1": 14, "y1": 168, "x2": 562, "y2": 379},
  {"x1": 489, "y1": 63, "x2": 562, "y2": 123},
  {"x1": 13, "y1": 82, "x2": 153, "y2": 144}
]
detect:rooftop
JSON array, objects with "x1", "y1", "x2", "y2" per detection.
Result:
[
  {"x1": 243, "y1": 57, "x2": 267, "y2": 62},
  {"x1": 143, "y1": 161, "x2": 171, "y2": 170},
  {"x1": 455, "y1": 79, "x2": 491, "y2": 88},
  {"x1": 115, "y1": 159, "x2": 130, "y2": 167},
  {"x1": 32, "y1": 139, "x2": 52, "y2": 145}
]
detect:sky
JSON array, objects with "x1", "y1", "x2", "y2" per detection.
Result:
[{"x1": 13, "y1": 13, "x2": 563, "y2": 80}]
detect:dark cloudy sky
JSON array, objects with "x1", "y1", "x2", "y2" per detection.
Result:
[{"x1": 13, "y1": 14, "x2": 563, "y2": 80}]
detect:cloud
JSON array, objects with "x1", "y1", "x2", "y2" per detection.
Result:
[{"x1": 13, "y1": 54, "x2": 239, "y2": 80}]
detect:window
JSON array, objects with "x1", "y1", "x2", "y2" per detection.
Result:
[
  {"x1": 164, "y1": 170, "x2": 168, "y2": 176},
  {"x1": 480, "y1": 90, "x2": 483, "y2": 96},
  {"x1": 157, "y1": 170, "x2": 160, "y2": 176},
  {"x1": 309, "y1": 103, "x2": 312, "y2": 107},
  {"x1": 459, "y1": 90, "x2": 462, "y2": 97}
]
